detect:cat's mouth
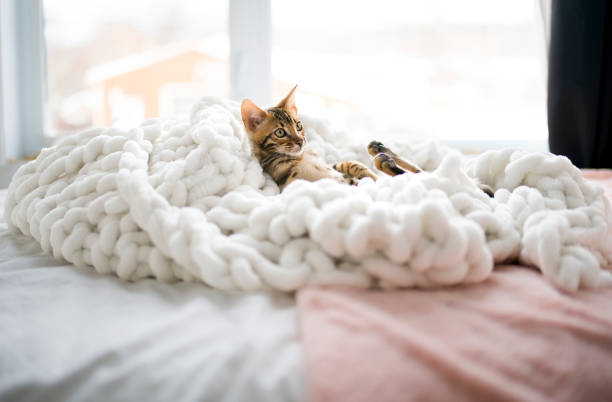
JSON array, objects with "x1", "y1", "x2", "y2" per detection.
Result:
[{"x1": 285, "y1": 144, "x2": 304, "y2": 155}]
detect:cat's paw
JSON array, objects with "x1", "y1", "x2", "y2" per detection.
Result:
[
  {"x1": 368, "y1": 141, "x2": 423, "y2": 174},
  {"x1": 473, "y1": 178, "x2": 494, "y2": 197},
  {"x1": 368, "y1": 141, "x2": 388, "y2": 157},
  {"x1": 374, "y1": 153, "x2": 405, "y2": 176}
]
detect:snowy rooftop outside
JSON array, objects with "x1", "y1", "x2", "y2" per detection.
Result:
[{"x1": 43, "y1": 0, "x2": 547, "y2": 148}]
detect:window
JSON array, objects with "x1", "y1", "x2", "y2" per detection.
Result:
[
  {"x1": 2, "y1": 0, "x2": 548, "y2": 159},
  {"x1": 43, "y1": 0, "x2": 229, "y2": 134},
  {"x1": 272, "y1": 0, "x2": 547, "y2": 150}
]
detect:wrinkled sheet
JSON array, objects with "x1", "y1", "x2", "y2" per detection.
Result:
[
  {"x1": 0, "y1": 191, "x2": 303, "y2": 402},
  {"x1": 298, "y1": 171, "x2": 612, "y2": 402}
]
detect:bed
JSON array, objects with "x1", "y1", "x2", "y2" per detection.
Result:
[
  {"x1": 2, "y1": 96, "x2": 612, "y2": 401},
  {"x1": 2, "y1": 172, "x2": 612, "y2": 402},
  {"x1": 0, "y1": 190, "x2": 304, "y2": 402},
  {"x1": 297, "y1": 171, "x2": 612, "y2": 402}
]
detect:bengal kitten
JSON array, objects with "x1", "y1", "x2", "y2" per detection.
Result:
[{"x1": 241, "y1": 86, "x2": 493, "y2": 196}]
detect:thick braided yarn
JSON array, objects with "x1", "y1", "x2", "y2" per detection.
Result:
[{"x1": 5, "y1": 97, "x2": 612, "y2": 291}]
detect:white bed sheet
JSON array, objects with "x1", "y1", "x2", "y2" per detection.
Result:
[{"x1": 0, "y1": 190, "x2": 304, "y2": 402}]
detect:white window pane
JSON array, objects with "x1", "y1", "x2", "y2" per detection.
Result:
[
  {"x1": 272, "y1": 0, "x2": 547, "y2": 146},
  {"x1": 43, "y1": 0, "x2": 229, "y2": 135}
]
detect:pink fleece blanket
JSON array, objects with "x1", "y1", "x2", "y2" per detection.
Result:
[{"x1": 298, "y1": 170, "x2": 612, "y2": 402}]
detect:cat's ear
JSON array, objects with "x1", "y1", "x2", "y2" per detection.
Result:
[
  {"x1": 277, "y1": 85, "x2": 298, "y2": 116},
  {"x1": 241, "y1": 99, "x2": 268, "y2": 132}
]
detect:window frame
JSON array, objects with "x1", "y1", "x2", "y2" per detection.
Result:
[
  {"x1": 1, "y1": 0, "x2": 49, "y2": 162},
  {"x1": 230, "y1": 0, "x2": 272, "y2": 106}
]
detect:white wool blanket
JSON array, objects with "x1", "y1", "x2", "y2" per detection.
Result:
[{"x1": 5, "y1": 97, "x2": 612, "y2": 291}]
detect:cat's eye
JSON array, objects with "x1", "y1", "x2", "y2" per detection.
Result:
[
  {"x1": 274, "y1": 128, "x2": 286, "y2": 138},
  {"x1": 296, "y1": 121, "x2": 303, "y2": 131}
]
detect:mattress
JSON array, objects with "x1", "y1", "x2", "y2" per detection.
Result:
[
  {"x1": 0, "y1": 191, "x2": 304, "y2": 402},
  {"x1": 298, "y1": 170, "x2": 612, "y2": 402},
  {"x1": 2, "y1": 170, "x2": 612, "y2": 402}
]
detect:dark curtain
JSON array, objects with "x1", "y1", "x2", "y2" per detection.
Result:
[{"x1": 548, "y1": 0, "x2": 612, "y2": 168}]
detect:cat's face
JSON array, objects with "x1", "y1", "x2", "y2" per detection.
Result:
[{"x1": 241, "y1": 86, "x2": 306, "y2": 156}]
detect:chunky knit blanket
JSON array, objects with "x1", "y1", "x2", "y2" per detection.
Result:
[{"x1": 5, "y1": 97, "x2": 612, "y2": 291}]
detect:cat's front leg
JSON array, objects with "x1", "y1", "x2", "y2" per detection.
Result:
[{"x1": 333, "y1": 161, "x2": 378, "y2": 184}]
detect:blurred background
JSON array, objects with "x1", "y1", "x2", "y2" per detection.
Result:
[{"x1": 41, "y1": 0, "x2": 548, "y2": 148}]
